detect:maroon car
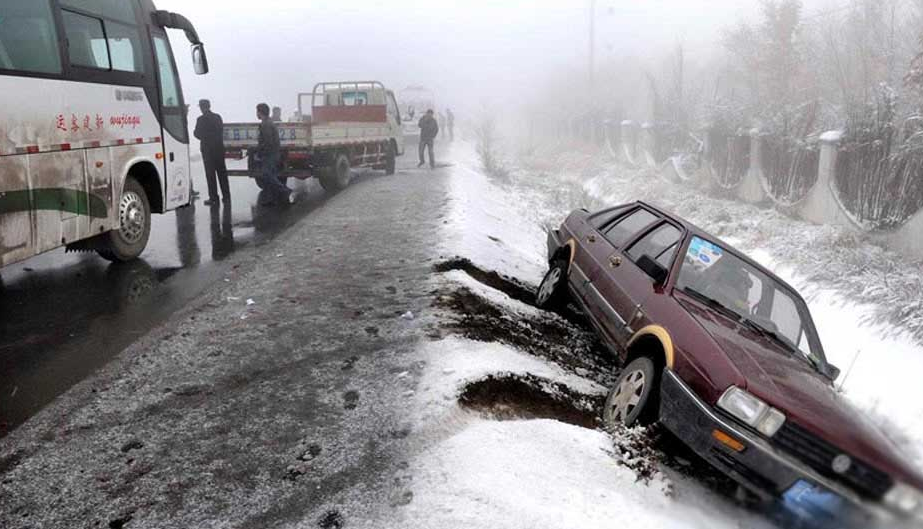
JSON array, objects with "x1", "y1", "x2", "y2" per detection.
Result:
[{"x1": 538, "y1": 201, "x2": 923, "y2": 525}]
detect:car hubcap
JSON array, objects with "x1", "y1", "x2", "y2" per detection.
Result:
[
  {"x1": 607, "y1": 369, "x2": 646, "y2": 425},
  {"x1": 118, "y1": 191, "x2": 146, "y2": 244},
  {"x1": 537, "y1": 267, "x2": 562, "y2": 304}
]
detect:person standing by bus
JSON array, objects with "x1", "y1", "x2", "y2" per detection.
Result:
[
  {"x1": 255, "y1": 103, "x2": 292, "y2": 206},
  {"x1": 418, "y1": 109, "x2": 439, "y2": 169},
  {"x1": 194, "y1": 99, "x2": 230, "y2": 206}
]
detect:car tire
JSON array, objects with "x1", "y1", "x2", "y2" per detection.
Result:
[
  {"x1": 536, "y1": 258, "x2": 569, "y2": 310},
  {"x1": 603, "y1": 357, "x2": 659, "y2": 429},
  {"x1": 319, "y1": 153, "x2": 352, "y2": 192},
  {"x1": 97, "y1": 176, "x2": 151, "y2": 262}
]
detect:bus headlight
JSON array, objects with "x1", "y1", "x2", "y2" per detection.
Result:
[
  {"x1": 885, "y1": 483, "x2": 923, "y2": 518},
  {"x1": 717, "y1": 387, "x2": 786, "y2": 437}
]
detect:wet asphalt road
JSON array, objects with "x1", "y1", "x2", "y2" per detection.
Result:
[
  {"x1": 0, "y1": 147, "x2": 451, "y2": 528},
  {"x1": 0, "y1": 159, "x2": 395, "y2": 437}
]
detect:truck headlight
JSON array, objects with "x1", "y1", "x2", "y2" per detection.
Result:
[
  {"x1": 885, "y1": 483, "x2": 923, "y2": 517},
  {"x1": 717, "y1": 386, "x2": 786, "y2": 437}
]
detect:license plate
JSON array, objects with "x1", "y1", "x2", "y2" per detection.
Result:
[{"x1": 782, "y1": 480, "x2": 849, "y2": 520}]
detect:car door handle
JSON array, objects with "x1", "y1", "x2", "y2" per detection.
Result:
[{"x1": 609, "y1": 255, "x2": 622, "y2": 268}]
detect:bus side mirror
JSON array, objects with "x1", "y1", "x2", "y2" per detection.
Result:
[{"x1": 192, "y1": 43, "x2": 209, "y2": 75}]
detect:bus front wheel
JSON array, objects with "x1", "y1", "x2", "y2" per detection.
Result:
[{"x1": 98, "y1": 176, "x2": 151, "y2": 262}]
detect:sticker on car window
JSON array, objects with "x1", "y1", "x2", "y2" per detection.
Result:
[{"x1": 687, "y1": 237, "x2": 723, "y2": 269}]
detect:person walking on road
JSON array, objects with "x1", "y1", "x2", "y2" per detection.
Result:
[
  {"x1": 194, "y1": 99, "x2": 230, "y2": 207},
  {"x1": 255, "y1": 103, "x2": 293, "y2": 206},
  {"x1": 446, "y1": 108, "x2": 455, "y2": 142},
  {"x1": 418, "y1": 109, "x2": 439, "y2": 169}
]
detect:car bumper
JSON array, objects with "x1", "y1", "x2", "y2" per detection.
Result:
[{"x1": 659, "y1": 369, "x2": 905, "y2": 526}]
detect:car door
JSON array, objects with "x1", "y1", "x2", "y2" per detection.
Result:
[
  {"x1": 595, "y1": 221, "x2": 684, "y2": 348},
  {"x1": 567, "y1": 206, "x2": 632, "y2": 310},
  {"x1": 581, "y1": 207, "x2": 660, "y2": 345}
]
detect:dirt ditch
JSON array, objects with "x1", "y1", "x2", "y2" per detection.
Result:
[
  {"x1": 458, "y1": 373, "x2": 602, "y2": 429},
  {"x1": 433, "y1": 286, "x2": 614, "y2": 383},
  {"x1": 433, "y1": 257, "x2": 586, "y2": 326}
]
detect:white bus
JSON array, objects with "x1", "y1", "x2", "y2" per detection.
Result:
[{"x1": 0, "y1": 0, "x2": 208, "y2": 266}]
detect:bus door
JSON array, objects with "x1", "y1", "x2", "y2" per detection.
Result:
[{"x1": 151, "y1": 32, "x2": 190, "y2": 208}]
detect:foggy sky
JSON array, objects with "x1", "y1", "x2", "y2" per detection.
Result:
[{"x1": 157, "y1": 0, "x2": 833, "y2": 122}]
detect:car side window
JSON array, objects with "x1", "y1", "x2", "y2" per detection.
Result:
[
  {"x1": 656, "y1": 243, "x2": 679, "y2": 268},
  {"x1": 627, "y1": 223, "x2": 682, "y2": 263},
  {"x1": 602, "y1": 209, "x2": 658, "y2": 247},
  {"x1": 589, "y1": 204, "x2": 632, "y2": 229}
]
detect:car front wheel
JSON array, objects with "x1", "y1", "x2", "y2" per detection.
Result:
[
  {"x1": 603, "y1": 357, "x2": 659, "y2": 428},
  {"x1": 536, "y1": 258, "x2": 568, "y2": 310}
]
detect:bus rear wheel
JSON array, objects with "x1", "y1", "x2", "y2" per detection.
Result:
[{"x1": 98, "y1": 176, "x2": 151, "y2": 262}]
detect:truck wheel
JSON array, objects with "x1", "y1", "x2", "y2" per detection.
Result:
[
  {"x1": 385, "y1": 142, "x2": 396, "y2": 175},
  {"x1": 319, "y1": 153, "x2": 352, "y2": 192},
  {"x1": 97, "y1": 176, "x2": 151, "y2": 262},
  {"x1": 603, "y1": 357, "x2": 659, "y2": 429},
  {"x1": 536, "y1": 258, "x2": 569, "y2": 310}
]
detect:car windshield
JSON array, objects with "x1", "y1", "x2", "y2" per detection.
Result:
[{"x1": 676, "y1": 236, "x2": 826, "y2": 369}]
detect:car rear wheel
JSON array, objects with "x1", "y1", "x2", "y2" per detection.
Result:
[
  {"x1": 603, "y1": 357, "x2": 659, "y2": 428},
  {"x1": 536, "y1": 258, "x2": 569, "y2": 310}
]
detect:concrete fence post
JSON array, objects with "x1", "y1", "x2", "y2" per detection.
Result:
[
  {"x1": 736, "y1": 129, "x2": 767, "y2": 204},
  {"x1": 799, "y1": 131, "x2": 855, "y2": 228},
  {"x1": 641, "y1": 122, "x2": 656, "y2": 167},
  {"x1": 620, "y1": 120, "x2": 639, "y2": 167}
]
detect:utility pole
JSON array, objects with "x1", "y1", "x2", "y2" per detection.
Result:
[
  {"x1": 589, "y1": 0, "x2": 597, "y2": 144},
  {"x1": 589, "y1": 0, "x2": 596, "y2": 93}
]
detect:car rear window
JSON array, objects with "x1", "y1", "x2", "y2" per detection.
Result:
[
  {"x1": 627, "y1": 223, "x2": 682, "y2": 263},
  {"x1": 603, "y1": 209, "x2": 658, "y2": 247}
]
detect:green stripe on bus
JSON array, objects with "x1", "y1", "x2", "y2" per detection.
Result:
[{"x1": 0, "y1": 189, "x2": 108, "y2": 218}]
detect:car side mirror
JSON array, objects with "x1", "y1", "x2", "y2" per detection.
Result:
[
  {"x1": 637, "y1": 254, "x2": 668, "y2": 286},
  {"x1": 192, "y1": 43, "x2": 209, "y2": 75},
  {"x1": 821, "y1": 363, "x2": 841, "y2": 382}
]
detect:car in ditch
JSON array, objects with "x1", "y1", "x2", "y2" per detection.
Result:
[{"x1": 537, "y1": 201, "x2": 923, "y2": 526}]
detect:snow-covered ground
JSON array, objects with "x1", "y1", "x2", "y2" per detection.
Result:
[
  {"x1": 366, "y1": 140, "x2": 923, "y2": 528},
  {"x1": 360, "y1": 144, "x2": 779, "y2": 528}
]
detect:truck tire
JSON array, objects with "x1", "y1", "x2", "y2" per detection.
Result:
[
  {"x1": 385, "y1": 142, "x2": 396, "y2": 175},
  {"x1": 97, "y1": 176, "x2": 151, "y2": 262},
  {"x1": 319, "y1": 153, "x2": 352, "y2": 192}
]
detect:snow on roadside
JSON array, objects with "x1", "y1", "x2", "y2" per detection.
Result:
[
  {"x1": 442, "y1": 146, "x2": 547, "y2": 284},
  {"x1": 366, "y1": 143, "x2": 775, "y2": 529}
]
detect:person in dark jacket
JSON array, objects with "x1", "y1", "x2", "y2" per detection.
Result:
[
  {"x1": 193, "y1": 99, "x2": 230, "y2": 206},
  {"x1": 418, "y1": 109, "x2": 439, "y2": 169},
  {"x1": 255, "y1": 102, "x2": 292, "y2": 206}
]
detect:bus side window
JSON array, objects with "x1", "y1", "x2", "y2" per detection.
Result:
[
  {"x1": 0, "y1": 0, "x2": 62, "y2": 74},
  {"x1": 61, "y1": 10, "x2": 110, "y2": 70},
  {"x1": 103, "y1": 22, "x2": 143, "y2": 73}
]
